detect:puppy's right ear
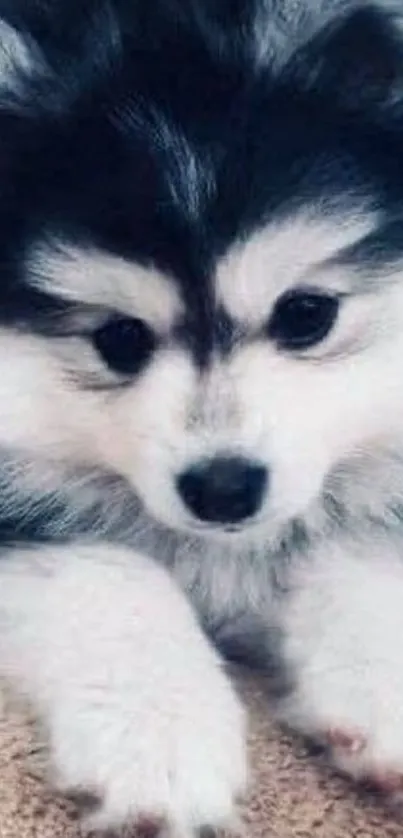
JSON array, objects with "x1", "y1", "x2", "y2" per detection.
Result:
[{"x1": 288, "y1": 5, "x2": 403, "y2": 117}]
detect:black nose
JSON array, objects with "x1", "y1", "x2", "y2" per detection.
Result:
[{"x1": 177, "y1": 456, "x2": 268, "y2": 524}]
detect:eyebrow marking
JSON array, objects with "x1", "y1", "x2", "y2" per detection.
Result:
[
  {"x1": 26, "y1": 237, "x2": 184, "y2": 331},
  {"x1": 215, "y1": 209, "x2": 377, "y2": 325}
]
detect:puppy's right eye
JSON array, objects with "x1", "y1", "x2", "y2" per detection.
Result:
[{"x1": 93, "y1": 316, "x2": 156, "y2": 375}]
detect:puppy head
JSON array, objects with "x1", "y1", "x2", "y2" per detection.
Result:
[{"x1": 1, "y1": 4, "x2": 403, "y2": 542}]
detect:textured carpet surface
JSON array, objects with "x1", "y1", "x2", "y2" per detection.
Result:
[{"x1": 0, "y1": 670, "x2": 402, "y2": 838}]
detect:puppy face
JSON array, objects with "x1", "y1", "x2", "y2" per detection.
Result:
[{"x1": 1, "y1": 3, "x2": 403, "y2": 541}]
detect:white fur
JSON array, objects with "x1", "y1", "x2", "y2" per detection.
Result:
[
  {"x1": 0, "y1": 543, "x2": 246, "y2": 834},
  {"x1": 280, "y1": 538, "x2": 403, "y2": 778}
]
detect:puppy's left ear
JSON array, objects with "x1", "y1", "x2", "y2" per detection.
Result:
[{"x1": 288, "y1": 5, "x2": 403, "y2": 116}]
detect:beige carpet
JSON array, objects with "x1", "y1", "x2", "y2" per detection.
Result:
[{"x1": 0, "y1": 670, "x2": 402, "y2": 838}]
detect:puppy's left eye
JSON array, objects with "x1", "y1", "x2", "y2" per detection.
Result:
[
  {"x1": 93, "y1": 316, "x2": 156, "y2": 375},
  {"x1": 268, "y1": 289, "x2": 339, "y2": 350}
]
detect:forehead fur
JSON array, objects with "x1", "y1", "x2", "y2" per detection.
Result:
[
  {"x1": 2, "y1": 1, "x2": 402, "y2": 82},
  {"x1": 1, "y1": 0, "x2": 403, "y2": 335}
]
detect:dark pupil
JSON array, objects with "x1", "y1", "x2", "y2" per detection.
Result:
[
  {"x1": 93, "y1": 316, "x2": 156, "y2": 374},
  {"x1": 269, "y1": 292, "x2": 339, "y2": 349}
]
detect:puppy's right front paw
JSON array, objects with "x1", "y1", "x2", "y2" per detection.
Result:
[{"x1": 49, "y1": 660, "x2": 247, "y2": 837}]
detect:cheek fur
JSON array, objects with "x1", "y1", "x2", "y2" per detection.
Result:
[
  {"x1": 92, "y1": 350, "x2": 197, "y2": 477},
  {"x1": 0, "y1": 333, "x2": 102, "y2": 458},
  {"x1": 229, "y1": 335, "x2": 403, "y2": 513},
  {"x1": 0, "y1": 333, "x2": 197, "y2": 512},
  {"x1": 0, "y1": 331, "x2": 149, "y2": 473}
]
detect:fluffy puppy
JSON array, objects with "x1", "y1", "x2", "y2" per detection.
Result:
[{"x1": 0, "y1": 0, "x2": 403, "y2": 833}]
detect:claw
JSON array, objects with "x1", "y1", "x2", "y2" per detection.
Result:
[
  {"x1": 136, "y1": 816, "x2": 165, "y2": 838},
  {"x1": 326, "y1": 727, "x2": 366, "y2": 755}
]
